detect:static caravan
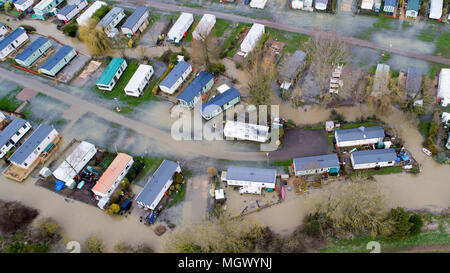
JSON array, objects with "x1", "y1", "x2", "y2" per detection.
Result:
[
  {"x1": 167, "y1": 12, "x2": 194, "y2": 45},
  {"x1": 361, "y1": 0, "x2": 374, "y2": 10},
  {"x1": 222, "y1": 166, "x2": 277, "y2": 195},
  {"x1": 97, "y1": 7, "x2": 126, "y2": 36},
  {"x1": 124, "y1": 64, "x2": 154, "y2": 97},
  {"x1": 192, "y1": 14, "x2": 216, "y2": 41},
  {"x1": 39, "y1": 45, "x2": 77, "y2": 76},
  {"x1": 76, "y1": 1, "x2": 107, "y2": 25},
  {"x1": 405, "y1": 0, "x2": 420, "y2": 18},
  {"x1": 201, "y1": 87, "x2": 241, "y2": 120},
  {"x1": 437, "y1": 68, "x2": 450, "y2": 107},
  {"x1": 159, "y1": 61, "x2": 192, "y2": 95},
  {"x1": 121, "y1": 6, "x2": 149, "y2": 37},
  {"x1": 293, "y1": 154, "x2": 340, "y2": 176},
  {"x1": 224, "y1": 121, "x2": 270, "y2": 143},
  {"x1": 15, "y1": 37, "x2": 52, "y2": 67},
  {"x1": 238, "y1": 23, "x2": 264, "y2": 57},
  {"x1": 0, "y1": 118, "x2": 32, "y2": 159},
  {"x1": 33, "y1": 0, "x2": 65, "y2": 20},
  {"x1": 92, "y1": 153, "x2": 134, "y2": 209},
  {"x1": 383, "y1": 0, "x2": 397, "y2": 14},
  {"x1": 96, "y1": 58, "x2": 127, "y2": 91},
  {"x1": 14, "y1": 0, "x2": 34, "y2": 13},
  {"x1": 335, "y1": 126, "x2": 385, "y2": 148},
  {"x1": 52, "y1": 141, "x2": 97, "y2": 186},
  {"x1": 56, "y1": 0, "x2": 88, "y2": 23},
  {"x1": 429, "y1": 0, "x2": 443, "y2": 19},
  {"x1": 177, "y1": 72, "x2": 215, "y2": 108},
  {"x1": 9, "y1": 124, "x2": 59, "y2": 169},
  {"x1": 290, "y1": 0, "x2": 304, "y2": 9},
  {"x1": 135, "y1": 160, "x2": 181, "y2": 210},
  {"x1": 315, "y1": 0, "x2": 328, "y2": 10},
  {"x1": 249, "y1": 0, "x2": 268, "y2": 9},
  {"x1": 0, "y1": 23, "x2": 7, "y2": 38},
  {"x1": 0, "y1": 28, "x2": 29, "y2": 60},
  {"x1": 351, "y1": 149, "x2": 397, "y2": 170}
]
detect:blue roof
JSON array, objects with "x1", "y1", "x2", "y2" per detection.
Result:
[
  {"x1": 336, "y1": 126, "x2": 385, "y2": 142},
  {"x1": 0, "y1": 28, "x2": 26, "y2": 51},
  {"x1": 384, "y1": 0, "x2": 397, "y2": 6},
  {"x1": 202, "y1": 88, "x2": 241, "y2": 116},
  {"x1": 226, "y1": 166, "x2": 277, "y2": 184},
  {"x1": 294, "y1": 154, "x2": 340, "y2": 172},
  {"x1": 178, "y1": 72, "x2": 214, "y2": 103},
  {"x1": 16, "y1": 0, "x2": 30, "y2": 5},
  {"x1": 98, "y1": 7, "x2": 123, "y2": 27},
  {"x1": 9, "y1": 124, "x2": 55, "y2": 164},
  {"x1": 135, "y1": 160, "x2": 179, "y2": 207},
  {"x1": 40, "y1": 45, "x2": 74, "y2": 71},
  {"x1": 15, "y1": 37, "x2": 49, "y2": 62},
  {"x1": 352, "y1": 149, "x2": 397, "y2": 165},
  {"x1": 0, "y1": 118, "x2": 28, "y2": 147},
  {"x1": 159, "y1": 61, "x2": 191, "y2": 89},
  {"x1": 121, "y1": 6, "x2": 147, "y2": 30}
]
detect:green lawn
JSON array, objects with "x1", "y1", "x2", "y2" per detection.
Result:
[
  {"x1": 358, "y1": 17, "x2": 395, "y2": 40},
  {"x1": 215, "y1": 18, "x2": 232, "y2": 37},
  {"x1": 417, "y1": 30, "x2": 436, "y2": 43},
  {"x1": 339, "y1": 121, "x2": 379, "y2": 129},
  {"x1": 133, "y1": 156, "x2": 166, "y2": 183},
  {"x1": 418, "y1": 121, "x2": 431, "y2": 138},
  {"x1": 379, "y1": 51, "x2": 391, "y2": 63},
  {"x1": 221, "y1": 23, "x2": 251, "y2": 58},
  {"x1": 0, "y1": 88, "x2": 23, "y2": 112},
  {"x1": 266, "y1": 27, "x2": 309, "y2": 53},
  {"x1": 184, "y1": 19, "x2": 199, "y2": 43},
  {"x1": 436, "y1": 32, "x2": 450, "y2": 59},
  {"x1": 167, "y1": 182, "x2": 187, "y2": 208}
]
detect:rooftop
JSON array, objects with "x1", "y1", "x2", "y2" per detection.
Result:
[
  {"x1": 121, "y1": 6, "x2": 148, "y2": 30},
  {"x1": 178, "y1": 72, "x2": 214, "y2": 103},
  {"x1": 226, "y1": 166, "x2": 277, "y2": 184},
  {"x1": 97, "y1": 58, "x2": 125, "y2": 86},
  {"x1": 351, "y1": 148, "x2": 397, "y2": 165},
  {"x1": 58, "y1": 0, "x2": 84, "y2": 17},
  {"x1": 97, "y1": 7, "x2": 123, "y2": 27},
  {"x1": 0, "y1": 118, "x2": 28, "y2": 147},
  {"x1": 0, "y1": 28, "x2": 26, "y2": 51},
  {"x1": 293, "y1": 154, "x2": 340, "y2": 171},
  {"x1": 40, "y1": 45, "x2": 74, "y2": 71},
  {"x1": 202, "y1": 88, "x2": 241, "y2": 116},
  {"x1": 9, "y1": 124, "x2": 55, "y2": 164},
  {"x1": 159, "y1": 61, "x2": 191, "y2": 89},
  {"x1": 15, "y1": 37, "x2": 49, "y2": 62},
  {"x1": 406, "y1": 67, "x2": 423, "y2": 98},
  {"x1": 92, "y1": 153, "x2": 133, "y2": 194},
  {"x1": 335, "y1": 126, "x2": 385, "y2": 142}
]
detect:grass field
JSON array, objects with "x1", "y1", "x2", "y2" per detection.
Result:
[
  {"x1": 265, "y1": 28, "x2": 309, "y2": 53},
  {"x1": 215, "y1": 18, "x2": 232, "y2": 37},
  {"x1": 358, "y1": 17, "x2": 395, "y2": 40},
  {"x1": 0, "y1": 88, "x2": 23, "y2": 112},
  {"x1": 436, "y1": 32, "x2": 450, "y2": 59},
  {"x1": 221, "y1": 23, "x2": 251, "y2": 58}
]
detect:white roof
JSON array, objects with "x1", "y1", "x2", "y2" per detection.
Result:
[
  {"x1": 192, "y1": 14, "x2": 216, "y2": 40},
  {"x1": 429, "y1": 0, "x2": 443, "y2": 19},
  {"x1": 442, "y1": 112, "x2": 450, "y2": 124},
  {"x1": 76, "y1": 1, "x2": 107, "y2": 25},
  {"x1": 438, "y1": 69, "x2": 450, "y2": 101},
  {"x1": 361, "y1": 0, "x2": 374, "y2": 10},
  {"x1": 52, "y1": 141, "x2": 97, "y2": 184},
  {"x1": 240, "y1": 23, "x2": 265, "y2": 55},
  {"x1": 250, "y1": 0, "x2": 268, "y2": 9},
  {"x1": 167, "y1": 13, "x2": 194, "y2": 42},
  {"x1": 217, "y1": 84, "x2": 230, "y2": 94},
  {"x1": 215, "y1": 189, "x2": 225, "y2": 199},
  {"x1": 124, "y1": 64, "x2": 153, "y2": 92},
  {"x1": 224, "y1": 120, "x2": 270, "y2": 142}
]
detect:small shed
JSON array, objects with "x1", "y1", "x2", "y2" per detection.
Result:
[
  {"x1": 15, "y1": 37, "x2": 52, "y2": 67},
  {"x1": 177, "y1": 71, "x2": 215, "y2": 108},
  {"x1": 325, "y1": 121, "x2": 334, "y2": 132},
  {"x1": 39, "y1": 45, "x2": 77, "y2": 76}
]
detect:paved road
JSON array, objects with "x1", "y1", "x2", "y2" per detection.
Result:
[
  {"x1": 0, "y1": 67, "x2": 266, "y2": 162},
  {"x1": 129, "y1": 0, "x2": 450, "y2": 65}
]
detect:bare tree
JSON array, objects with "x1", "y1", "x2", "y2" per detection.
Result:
[
  {"x1": 79, "y1": 18, "x2": 110, "y2": 56},
  {"x1": 247, "y1": 47, "x2": 276, "y2": 106},
  {"x1": 191, "y1": 32, "x2": 221, "y2": 68}
]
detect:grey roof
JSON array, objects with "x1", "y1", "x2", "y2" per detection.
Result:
[
  {"x1": 15, "y1": 37, "x2": 49, "y2": 62},
  {"x1": 97, "y1": 7, "x2": 123, "y2": 27},
  {"x1": 0, "y1": 28, "x2": 26, "y2": 51},
  {"x1": 293, "y1": 154, "x2": 339, "y2": 171},
  {"x1": 352, "y1": 149, "x2": 397, "y2": 165},
  {"x1": 9, "y1": 124, "x2": 55, "y2": 164},
  {"x1": 121, "y1": 6, "x2": 147, "y2": 30},
  {"x1": 178, "y1": 71, "x2": 214, "y2": 103},
  {"x1": 202, "y1": 88, "x2": 241, "y2": 116},
  {"x1": 226, "y1": 166, "x2": 277, "y2": 184},
  {"x1": 0, "y1": 118, "x2": 28, "y2": 147},
  {"x1": 159, "y1": 61, "x2": 191, "y2": 89},
  {"x1": 16, "y1": 0, "x2": 29, "y2": 4},
  {"x1": 336, "y1": 126, "x2": 385, "y2": 142},
  {"x1": 279, "y1": 50, "x2": 306, "y2": 80},
  {"x1": 406, "y1": 67, "x2": 422, "y2": 98},
  {"x1": 135, "y1": 160, "x2": 179, "y2": 206},
  {"x1": 40, "y1": 45, "x2": 74, "y2": 71},
  {"x1": 58, "y1": 0, "x2": 81, "y2": 17}
]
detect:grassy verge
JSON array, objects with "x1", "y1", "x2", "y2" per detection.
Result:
[
  {"x1": 358, "y1": 17, "x2": 395, "y2": 40},
  {"x1": 0, "y1": 87, "x2": 23, "y2": 112},
  {"x1": 436, "y1": 32, "x2": 450, "y2": 59},
  {"x1": 418, "y1": 120, "x2": 431, "y2": 138},
  {"x1": 265, "y1": 28, "x2": 309, "y2": 53},
  {"x1": 339, "y1": 121, "x2": 379, "y2": 130},
  {"x1": 215, "y1": 18, "x2": 232, "y2": 37},
  {"x1": 167, "y1": 183, "x2": 186, "y2": 208},
  {"x1": 417, "y1": 30, "x2": 436, "y2": 43},
  {"x1": 133, "y1": 156, "x2": 166, "y2": 183},
  {"x1": 348, "y1": 166, "x2": 403, "y2": 178},
  {"x1": 221, "y1": 23, "x2": 251, "y2": 58}
]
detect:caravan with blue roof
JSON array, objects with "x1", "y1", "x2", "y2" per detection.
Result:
[
  {"x1": 201, "y1": 87, "x2": 241, "y2": 120},
  {"x1": 351, "y1": 149, "x2": 397, "y2": 170},
  {"x1": 96, "y1": 58, "x2": 127, "y2": 91},
  {"x1": 0, "y1": 27, "x2": 29, "y2": 60},
  {"x1": 159, "y1": 59, "x2": 192, "y2": 94},
  {"x1": 0, "y1": 118, "x2": 32, "y2": 158},
  {"x1": 222, "y1": 166, "x2": 277, "y2": 195},
  {"x1": 15, "y1": 37, "x2": 52, "y2": 67},
  {"x1": 334, "y1": 126, "x2": 385, "y2": 148},
  {"x1": 14, "y1": 0, "x2": 34, "y2": 13},
  {"x1": 56, "y1": 0, "x2": 88, "y2": 23},
  {"x1": 39, "y1": 45, "x2": 77, "y2": 76},
  {"x1": 0, "y1": 23, "x2": 7, "y2": 38},
  {"x1": 178, "y1": 72, "x2": 215, "y2": 108}
]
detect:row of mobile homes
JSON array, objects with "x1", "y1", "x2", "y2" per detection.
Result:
[
  {"x1": 52, "y1": 141, "x2": 97, "y2": 187},
  {"x1": 429, "y1": 0, "x2": 443, "y2": 19},
  {"x1": 406, "y1": 67, "x2": 422, "y2": 99},
  {"x1": 0, "y1": 28, "x2": 29, "y2": 60},
  {"x1": 371, "y1": 63, "x2": 390, "y2": 98},
  {"x1": 351, "y1": 149, "x2": 397, "y2": 170},
  {"x1": 201, "y1": 87, "x2": 241, "y2": 120},
  {"x1": 92, "y1": 153, "x2": 134, "y2": 209},
  {"x1": 192, "y1": 14, "x2": 216, "y2": 40},
  {"x1": 315, "y1": 0, "x2": 328, "y2": 10},
  {"x1": 39, "y1": 45, "x2": 77, "y2": 76},
  {"x1": 222, "y1": 166, "x2": 276, "y2": 194},
  {"x1": 15, "y1": 37, "x2": 52, "y2": 67},
  {"x1": 159, "y1": 60, "x2": 193, "y2": 94},
  {"x1": 224, "y1": 120, "x2": 270, "y2": 143},
  {"x1": 335, "y1": 126, "x2": 385, "y2": 148},
  {"x1": 0, "y1": 118, "x2": 32, "y2": 158},
  {"x1": 56, "y1": 0, "x2": 88, "y2": 23},
  {"x1": 135, "y1": 160, "x2": 181, "y2": 210},
  {"x1": 33, "y1": 0, "x2": 65, "y2": 20},
  {"x1": 249, "y1": 0, "x2": 268, "y2": 9},
  {"x1": 97, "y1": 7, "x2": 126, "y2": 37},
  {"x1": 406, "y1": 0, "x2": 420, "y2": 19},
  {"x1": 177, "y1": 72, "x2": 215, "y2": 107},
  {"x1": 96, "y1": 58, "x2": 127, "y2": 91},
  {"x1": 76, "y1": 1, "x2": 106, "y2": 25},
  {"x1": 121, "y1": 6, "x2": 149, "y2": 37},
  {"x1": 293, "y1": 154, "x2": 340, "y2": 176},
  {"x1": 238, "y1": 23, "x2": 264, "y2": 57},
  {"x1": 167, "y1": 12, "x2": 194, "y2": 45},
  {"x1": 361, "y1": 0, "x2": 374, "y2": 10},
  {"x1": 14, "y1": 0, "x2": 34, "y2": 13},
  {"x1": 438, "y1": 68, "x2": 450, "y2": 107},
  {"x1": 9, "y1": 124, "x2": 59, "y2": 169},
  {"x1": 383, "y1": 0, "x2": 397, "y2": 14},
  {"x1": 124, "y1": 64, "x2": 154, "y2": 97}
]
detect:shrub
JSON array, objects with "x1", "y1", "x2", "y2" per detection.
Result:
[
  {"x1": 19, "y1": 25, "x2": 36, "y2": 33},
  {"x1": 85, "y1": 235, "x2": 104, "y2": 253},
  {"x1": 207, "y1": 62, "x2": 226, "y2": 75},
  {"x1": 386, "y1": 207, "x2": 413, "y2": 242},
  {"x1": 62, "y1": 23, "x2": 78, "y2": 37},
  {"x1": 38, "y1": 218, "x2": 60, "y2": 239},
  {"x1": 174, "y1": 172, "x2": 183, "y2": 184},
  {"x1": 0, "y1": 200, "x2": 39, "y2": 234},
  {"x1": 428, "y1": 123, "x2": 439, "y2": 136},
  {"x1": 408, "y1": 214, "x2": 423, "y2": 237},
  {"x1": 170, "y1": 185, "x2": 175, "y2": 191},
  {"x1": 106, "y1": 204, "x2": 120, "y2": 215},
  {"x1": 436, "y1": 152, "x2": 447, "y2": 164}
]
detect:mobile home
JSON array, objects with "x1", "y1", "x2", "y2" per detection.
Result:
[
  {"x1": 177, "y1": 71, "x2": 215, "y2": 108},
  {"x1": 167, "y1": 12, "x2": 194, "y2": 45},
  {"x1": 0, "y1": 118, "x2": 32, "y2": 159},
  {"x1": 159, "y1": 60, "x2": 192, "y2": 94},
  {"x1": 192, "y1": 14, "x2": 216, "y2": 40},
  {"x1": 201, "y1": 87, "x2": 241, "y2": 120},
  {"x1": 56, "y1": 0, "x2": 88, "y2": 23},
  {"x1": 15, "y1": 37, "x2": 52, "y2": 67},
  {"x1": 351, "y1": 149, "x2": 397, "y2": 170},
  {"x1": 96, "y1": 58, "x2": 127, "y2": 91},
  {"x1": 293, "y1": 154, "x2": 340, "y2": 176},
  {"x1": 39, "y1": 45, "x2": 77, "y2": 76},
  {"x1": 76, "y1": 1, "x2": 106, "y2": 25},
  {"x1": 238, "y1": 23, "x2": 264, "y2": 57},
  {"x1": 33, "y1": 0, "x2": 65, "y2": 20},
  {"x1": 124, "y1": 64, "x2": 154, "y2": 97},
  {"x1": 335, "y1": 126, "x2": 385, "y2": 148},
  {"x1": 0, "y1": 28, "x2": 29, "y2": 59},
  {"x1": 222, "y1": 166, "x2": 277, "y2": 195},
  {"x1": 121, "y1": 6, "x2": 149, "y2": 37}
]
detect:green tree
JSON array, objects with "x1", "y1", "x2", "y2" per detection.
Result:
[
  {"x1": 408, "y1": 214, "x2": 423, "y2": 237},
  {"x1": 4, "y1": 2, "x2": 11, "y2": 13},
  {"x1": 386, "y1": 207, "x2": 413, "y2": 242},
  {"x1": 106, "y1": 204, "x2": 120, "y2": 215},
  {"x1": 38, "y1": 218, "x2": 60, "y2": 239}
]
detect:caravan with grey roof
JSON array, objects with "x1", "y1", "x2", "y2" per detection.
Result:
[
  {"x1": 222, "y1": 166, "x2": 277, "y2": 194},
  {"x1": 334, "y1": 126, "x2": 385, "y2": 148},
  {"x1": 0, "y1": 118, "x2": 31, "y2": 158},
  {"x1": 351, "y1": 149, "x2": 397, "y2": 170},
  {"x1": 293, "y1": 154, "x2": 340, "y2": 176}
]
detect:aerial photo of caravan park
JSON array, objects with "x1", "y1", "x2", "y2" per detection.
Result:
[{"x1": 0, "y1": 0, "x2": 448, "y2": 264}]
